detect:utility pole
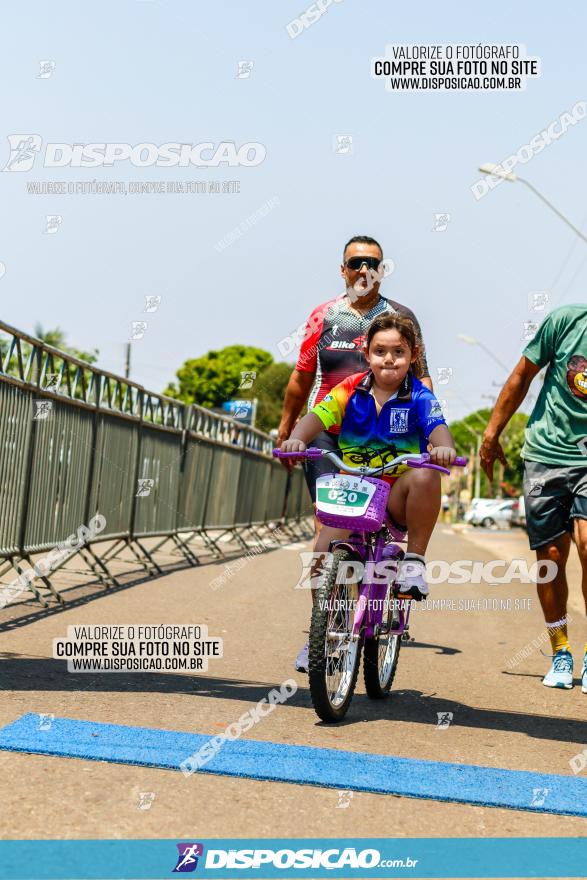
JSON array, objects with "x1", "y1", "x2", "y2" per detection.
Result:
[
  {"x1": 496, "y1": 460, "x2": 505, "y2": 499},
  {"x1": 459, "y1": 420, "x2": 482, "y2": 498},
  {"x1": 124, "y1": 343, "x2": 131, "y2": 379},
  {"x1": 466, "y1": 443, "x2": 475, "y2": 500}
]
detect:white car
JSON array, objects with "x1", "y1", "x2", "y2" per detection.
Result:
[
  {"x1": 464, "y1": 498, "x2": 499, "y2": 524},
  {"x1": 465, "y1": 499, "x2": 517, "y2": 529}
]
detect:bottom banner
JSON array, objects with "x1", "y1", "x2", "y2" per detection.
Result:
[{"x1": 0, "y1": 838, "x2": 586, "y2": 879}]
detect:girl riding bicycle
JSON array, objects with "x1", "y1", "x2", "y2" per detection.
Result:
[{"x1": 281, "y1": 313, "x2": 457, "y2": 632}]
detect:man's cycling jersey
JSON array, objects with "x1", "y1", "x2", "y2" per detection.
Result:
[
  {"x1": 296, "y1": 294, "x2": 430, "y2": 434},
  {"x1": 311, "y1": 369, "x2": 446, "y2": 483}
]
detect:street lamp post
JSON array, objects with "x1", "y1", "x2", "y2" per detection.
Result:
[
  {"x1": 457, "y1": 334, "x2": 511, "y2": 374},
  {"x1": 478, "y1": 164, "x2": 587, "y2": 245}
]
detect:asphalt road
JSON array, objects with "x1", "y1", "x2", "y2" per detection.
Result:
[{"x1": 0, "y1": 523, "x2": 586, "y2": 840}]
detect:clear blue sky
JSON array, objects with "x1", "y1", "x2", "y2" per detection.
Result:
[{"x1": 1, "y1": 1, "x2": 585, "y2": 421}]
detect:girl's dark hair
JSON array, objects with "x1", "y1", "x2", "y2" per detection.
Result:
[{"x1": 365, "y1": 313, "x2": 423, "y2": 379}]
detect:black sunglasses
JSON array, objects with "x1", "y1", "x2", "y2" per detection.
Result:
[{"x1": 345, "y1": 256, "x2": 381, "y2": 271}]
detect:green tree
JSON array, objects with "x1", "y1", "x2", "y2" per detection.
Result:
[
  {"x1": 164, "y1": 345, "x2": 295, "y2": 433},
  {"x1": 449, "y1": 408, "x2": 529, "y2": 496},
  {"x1": 164, "y1": 345, "x2": 273, "y2": 409},
  {"x1": 33, "y1": 324, "x2": 99, "y2": 365},
  {"x1": 449, "y1": 409, "x2": 491, "y2": 496},
  {"x1": 499, "y1": 412, "x2": 529, "y2": 493},
  {"x1": 238, "y1": 361, "x2": 293, "y2": 433},
  {"x1": 0, "y1": 325, "x2": 99, "y2": 381}
]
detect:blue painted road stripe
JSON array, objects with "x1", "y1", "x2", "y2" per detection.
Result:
[{"x1": 0, "y1": 713, "x2": 585, "y2": 816}]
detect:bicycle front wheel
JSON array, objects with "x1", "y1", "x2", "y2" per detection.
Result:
[{"x1": 308, "y1": 548, "x2": 362, "y2": 723}]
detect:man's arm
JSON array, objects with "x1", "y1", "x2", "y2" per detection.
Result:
[
  {"x1": 277, "y1": 368, "x2": 315, "y2": 445},
  {"x1": 278, "y1": 300, "x2": 327, "y2": 449},
  {"x1": 480, "y1": 356, "x2": 541, "y2": 479}
]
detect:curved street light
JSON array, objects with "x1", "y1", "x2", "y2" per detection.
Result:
[
  {"x1": 457, "y1": 333, "x2": 511, "y2": 374},
  {"x1": 478, "y1": 164, "x2": 587, "y2": 246}
]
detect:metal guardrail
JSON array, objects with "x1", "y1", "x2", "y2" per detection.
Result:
[{"x1": 0, "y1": 320, "x2": 313, "y2": 605}]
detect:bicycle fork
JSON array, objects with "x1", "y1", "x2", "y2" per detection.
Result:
[{"x1": 352, "y1": 543, "x2": 413, "y2": 641}]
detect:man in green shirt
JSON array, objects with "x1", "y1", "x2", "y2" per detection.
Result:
[{"x1": 480, "y1": 304, "x2": 587, "y2": 691}]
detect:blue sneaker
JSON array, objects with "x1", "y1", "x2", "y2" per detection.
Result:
[
  {"x1": 542, "y1": 648, "x2": 573, "y2": 689},
  {"x1": 582, "y1": 654, "x2": 587, "y2": 694},
  {"x1": 294, "y1": 642, "x2": 309, "y2": 673}
]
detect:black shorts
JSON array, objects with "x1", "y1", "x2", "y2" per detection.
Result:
[
  {"x1": 523, "y1": 460, "x2": 587, "y2": 550},
  {"x1": 302, "y1": 430, "x2": 341, "y2": 504}
]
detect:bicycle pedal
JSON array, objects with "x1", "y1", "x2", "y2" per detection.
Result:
[{"x1": 395, "y1": 587, "x2": 427, "y2": 602}]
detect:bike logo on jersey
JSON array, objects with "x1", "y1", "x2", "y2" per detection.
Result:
[
  {"x1": 389, "y1": 410, "x2": 409, "y2": 433},
  {"x1": 326, "y1": 334, "x2": 365, "y2": 351}
]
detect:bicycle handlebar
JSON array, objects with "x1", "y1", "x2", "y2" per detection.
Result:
[{"x1": 273, "y1": 448, "x2": 468, "y2": 477}]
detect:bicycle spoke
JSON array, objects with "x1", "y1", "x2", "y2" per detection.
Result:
[{"x1": 323, "y1": 581, "x2": 358, "y2": 707}]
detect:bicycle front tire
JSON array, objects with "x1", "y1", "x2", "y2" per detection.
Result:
[{"x1": 308, "y1": 548, "x2": 362, "y2": 723}]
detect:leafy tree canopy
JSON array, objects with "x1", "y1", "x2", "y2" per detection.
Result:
[
  {"x1": 237, "y1": 361, "x2": 293, "y2": 433},
  {"x1": 32, "y1": 324, "x2": 99, "y2": 365},
  {"x1": 449, "y1": 408, "x2": 528, "y2": 495},
  {"x1": 0, "y1": 324, "x2": 99, "y2": 375},
  {"x1": 164, "y1": 345, "x2": 272, "y2": 408}
]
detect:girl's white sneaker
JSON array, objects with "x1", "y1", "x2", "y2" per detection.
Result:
[{"x1": 396, "y1": 556, "x2": 429, "y2": 600}]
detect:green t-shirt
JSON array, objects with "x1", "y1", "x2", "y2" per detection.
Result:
[{"x1": 521, "y1": 304, "x2": 587, "y2": 466}]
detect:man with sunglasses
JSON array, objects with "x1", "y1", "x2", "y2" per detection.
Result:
[{"x1": 277, "y1": 235, "x2": 432, "y2": 671}]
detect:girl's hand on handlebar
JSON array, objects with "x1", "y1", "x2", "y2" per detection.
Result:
[
  {"x1": 280, "y1": 438, "x2": 307, "y2": 454},
  {"x1": 429, "y1": 446, "x2": 457, "y2": 467}
]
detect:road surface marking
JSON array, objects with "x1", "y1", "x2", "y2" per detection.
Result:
[{"x1": 0, "y1": 713, "x2": 585, "y2": 816}]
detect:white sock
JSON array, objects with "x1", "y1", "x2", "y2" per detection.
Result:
[{"x1": 403, "y1": 553, "x2": 425, "y2": 564}]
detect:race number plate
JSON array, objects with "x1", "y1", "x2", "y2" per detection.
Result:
[{"x1": 315, "y1": 475, "x2": 375, "y2": 517}]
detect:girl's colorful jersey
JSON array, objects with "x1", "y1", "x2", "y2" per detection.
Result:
[
  {"x1": 295, "y1": 294, "x2": 430, "y2": 433},
  {"x1": 311, "y1": 370, "x2": 446, "y2": 482}
]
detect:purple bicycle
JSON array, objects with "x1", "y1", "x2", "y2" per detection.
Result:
[{"x1": 274, "y1": 448, "x2": 467, "y2": 722}]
